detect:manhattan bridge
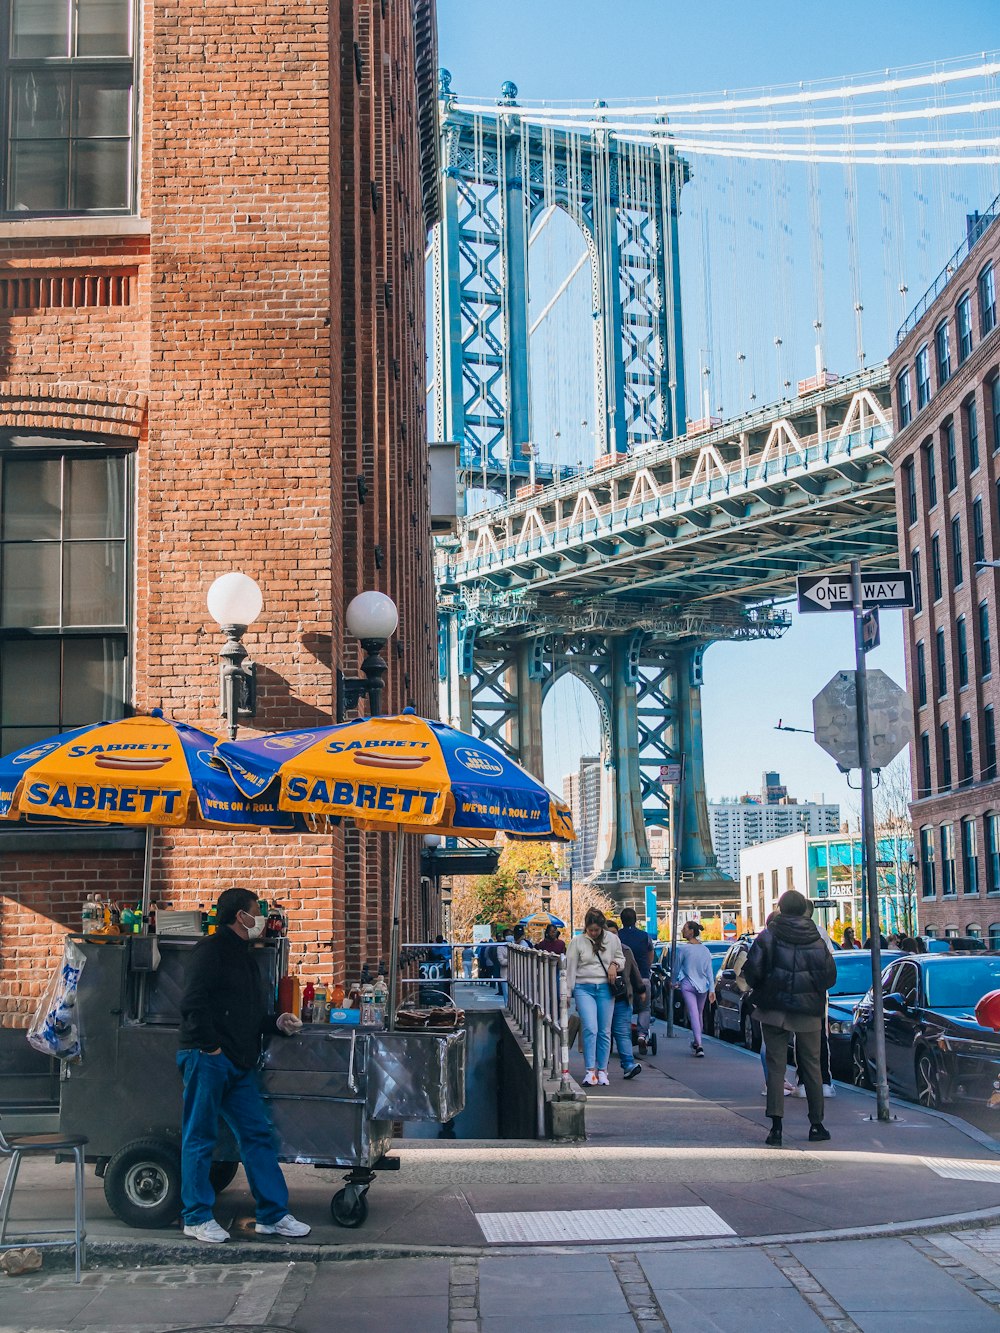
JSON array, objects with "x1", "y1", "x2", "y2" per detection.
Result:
[{"x1": 428, "y1": 55, "x2": 1000, "y2": 902}]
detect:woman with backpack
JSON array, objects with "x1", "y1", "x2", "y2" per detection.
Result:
[{"x1": 566, "y1": 908, "x2": 626, "y2": 1087}]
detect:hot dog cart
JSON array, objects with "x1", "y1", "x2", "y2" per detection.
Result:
[{"x1": 58, "y1": 934, "x2": 465, "y2": 1229}]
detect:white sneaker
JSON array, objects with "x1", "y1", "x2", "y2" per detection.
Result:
[
  {"x1": 597, "y1": 1070, "x2": 610, "y2": 1086},
  {"x1": 795, "y1": 1084, "x2": 808, "y2": 1098},
  {"x1": 823, "y1": 1083, "x2": 836, "y2": 1097},
  {"x1": 582, "y1": 1070, "x2": 598, "y2": 1086},
  {"x1": 184, "y1": 1219, "x2": 230, "y2": 1244},
  {"x1": 255, "y1": 1213, "x2": 311, "y2": 1238}
]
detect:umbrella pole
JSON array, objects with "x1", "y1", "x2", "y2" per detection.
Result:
[
  {"x1": 140, "y1": 826, "x2": 155, "y2": 933},
  {"x1": 386, "y1": 833, "x2": 406, "y2": 1031}
]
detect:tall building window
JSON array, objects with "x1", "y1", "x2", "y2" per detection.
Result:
[
  {"x1": 916, "y1": 640, "x2": 927, "y2": 706},
  {"x1": 904, "y1": 459, "x2": 917, "y2": 524},
  {"x1": 958, "y1": 291, "x2": 974, "y2": 362},
  {"x1": 0, "y1": 445, "x2": 129, "y2": 753},
  {"x1": 958, "y1": 616, "x2": 969, "y2": 688},
  {"x1": 936, "y1": 627, "x2": 947, "y2": 697},
  {"x1": 912, "y1": 549, "x2": 923, "y2": 614},
  {"x1": 961, "y1": 714, "x2": 974, "y2": 784},
  {"x1": 992, "y1": 377, "x2": 1000, "y2": 454},
  {"x1": 919, "y1": 731, "x2": 932, "y2": 797},
  {"x1": 963, "y1": 817, "x2": 980, "y2": 895},
  {"x1": 967, "y1": 397, "x2": 981, "y2": 471},
  {"x1": 920, "y1": 826, "x2": 936, "y2": 898},
  {"x1": 980, "y1": 600, "x2": 993, "y2": 677},
  {"x1": 916, "y1": 345, "x2": 931, "y2": 409},
  {"x1": 0, "y1": 0, "x2": 137, "y2": 218},
  {"x1": 897, "y1": 369, "x2": 912, "y2": 428},
  {"x1": 925, "y1": 438, "x2": 937, "y2": 507},
  {"x1": 941, "y1": 822, "x2": 956, "y2": 895},
  {"x1": 936, "y1": 320, "x2": 952, "y2": 386},
  {"x1": 985, "y1": 704, "x2": 997, "y2": 779},
  {"x1": 941, "y1": 722, "x2": 952, "y2": 790},
  {"x1": 932, "y1": 533, "x2": 942, "y2": 600},
  {"x1": 988, "y1": 816, "x2": 1000, "y2": 894},
  {"x1": 974, "y1": 497, "x2": 986, "y2": 565},
  {"x1": 981, "y1": 262, "x2": 997, "y2": 337},
  {"x1": 952, "y1": 516, "x2": 964, "y2": 587},
  {"x1": 945, "y1": 419, "x2": 957, "y2": 491}
]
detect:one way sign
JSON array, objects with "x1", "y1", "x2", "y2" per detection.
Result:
[{"x1": 796, "y1": 571, "x2": 914, "y2": 613}]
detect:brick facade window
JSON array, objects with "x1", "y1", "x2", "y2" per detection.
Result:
[
  {"x1": 980, "y1": 262, "x2": 997, "y2": 337},
  {"x1": 897, "y1": 368, "x2": 912, "y2": 427},
  {"x1": 967, "y1": 397, "x2": 980, "y2": 471},
  {"x1": 916, "y1": 639, "x2": 927, "y2": 706},
  {"x1": 904, "y1": 459, "x2": 917, "y2": 524},
  {"x1": 980, "y1": 600, "x2": 993, "y2": 678},
  {"x1": 962, "y1": 817, "x2": 979, "y2": 895},
  {"x1": 990, "y1": 923, "x2": 1000, "y2": 947},
  {"x1": 936, "y1": 319, "x2": 952, "y2": 387},
  {"x1": 941, "y1": 822, "x2": 956, "y2": 895},
  {"x1": 919, "y1": 731, "x2": 932, "y2": 798},
  {"x1": 952, "y1": 516, "x2": 964, "y2": 587},
  {"x1": 912, "y1": 549, "x2": 923, "y2": 613},
  {"x1": 916, "y1": 345, "x2": 931, "y2": 410},
  {"x1": 920, "y1": 825, "x2": 936, "y2": 898},
  {"x1": 960, "y1": 713, "x2": 973, "y2": 784},
  {"x1": 991, "y1": 377, "x2": 1000, "y2": 453},
  {"x1": 0, "y1": 0, "x2": 136, "y2": 217},
  {"x1": 936, "y1": 627, "x2": 948, "y2": 697},
  {"x1": 974, "y1": 497, "x2": 986, "y2": 565},
  {"x1": 0, "y1": 441, "x2": 129, "y2": 754},
  {"x1": 945, "y1": 418, "x2": 957, "y2": 491},
  {"x1": 958, "y1": 616, "x2": 969, "y2": 688},
  {"x1": 988, "y1": 816, "x2": 1000, "y2": 894},
  {"x1": 925, "y1": 438, "x2": 938, "y2": 507},
  {"x1": 941, "y1": 721, "x2": 952, "y2": 789},
  {"x1": 986, "y1": 704, "x2": 997, "y2": 778},
  {"x1": 931, "y1": 534, "x2": 942, "y2": 600},
  {"x1": 957, "y1": 292, "x2": 973, "y2": 363}
]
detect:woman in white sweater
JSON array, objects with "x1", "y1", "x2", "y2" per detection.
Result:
[{"x1": 566, "y1": 908, "x2": 626, "y2": 1086}]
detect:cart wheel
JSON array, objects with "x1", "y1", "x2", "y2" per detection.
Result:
[
  {"x1": 104, "y1": 1138, "x2": 182, "y2": 1229},
  {"x1": 330, "y1": 1187, "x2": 369, "y2": 1228},
  {"x1": 209, "y1": 1160, "x2": 240, "y2": 1193}
]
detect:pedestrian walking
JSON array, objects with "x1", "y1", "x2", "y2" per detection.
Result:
[
  {"x1": 743, "y1": 889, "x2": 837, "y2": 1148},
  {"x1": 674, "y1": 921, "x2": 715, "y2": 1057},
  {"x1": 566, "y1": 908, "x2": 626, "y2": 1087},
  {"x1": 535, "y1": 923, "x2": 566, "y2": 955},
  {"x1": 497, "y1": 928, "x2": 514, "y2": 1003},
  {"x1": 618, "y1": 906, "x2": 655, "y2": 1055},
  {"x1": 606, "y1": 921, "x2": 643, "y2": 1079},
  {"x1": 177, "y1": 887, "x2": 311, "y2": 1244},
  {"x1": 840, "y1": 926, "x2": 861, "y2": 950},
  {"x1": 462, "y1": 944, "x2": 474, "y2": 980}
]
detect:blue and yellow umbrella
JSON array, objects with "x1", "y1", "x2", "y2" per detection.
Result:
[{"x1": 215, "y1": 710, "x2": 575, "y2": 841}]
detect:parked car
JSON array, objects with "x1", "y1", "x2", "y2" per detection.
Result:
[
  {"x1": 712, "y1": 939, "x2": 757, "y2": 1047},
  {"x1": 922, "y1": 936, "x2": 987, "y2": 953},
  {"x1": 852, "y1": 952, "x2": 1000, "y2": 1110},
  {"x1": 826, "y1": 950, "x2": 904, "y2": 1078}
]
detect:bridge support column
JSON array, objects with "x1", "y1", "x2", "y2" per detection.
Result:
[
  {"x1": 675, "y1": 645, "x2": 726, "y2": 889},
  {"x1": 511, "y1": 640, "x2": 544, "y2": 779},
  {"x1": 594, "y1": 637, "x2": 649, "y2": 877}
]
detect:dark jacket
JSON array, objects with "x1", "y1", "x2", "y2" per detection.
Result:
[
  {"x1": 178, "y1": 927, "x2": 277, "y2": 1069},
  {"x1": 742, "y1": 914, "x2": 837, "y2": 1018},
  {"x1": 619, "y1": 944, "x2": 643, "y2": 1010}
]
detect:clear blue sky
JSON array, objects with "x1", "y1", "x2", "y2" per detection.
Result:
[{"x1": 436, "y1": 1, "x2": 995, "y2": 814}]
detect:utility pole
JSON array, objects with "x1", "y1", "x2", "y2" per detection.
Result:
[{"x1": 851, "y1": 560, "x2": 891, "y2": 1122}]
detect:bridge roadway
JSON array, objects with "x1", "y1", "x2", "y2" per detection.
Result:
[{"x1": 438, "y1": 365, "x2": 897, "y2": 639}]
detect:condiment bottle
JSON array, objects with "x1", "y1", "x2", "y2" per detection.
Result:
[
  {"x1": 301, "y1": 981, "x2": 315, "y2": 1024},
  {"x1": 313, "y1": 983, "x2": 328, "y2": 1023},
  {"x1": 278, "y1": 973, "x2": 296, "y2": 1017},
  {"x1": 330, "y1": 980, "x2": 345, "y2": 1009}
]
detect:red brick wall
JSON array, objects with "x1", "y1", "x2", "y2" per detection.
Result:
[{"x1": 0, "y1": 1, "x2": 439, "y2": 1023}]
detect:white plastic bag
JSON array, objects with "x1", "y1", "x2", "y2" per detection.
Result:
[{"x1": 27, "y1": 939, "x2": 86, "y2": 1060}]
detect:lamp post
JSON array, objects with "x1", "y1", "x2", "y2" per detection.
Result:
[
  {"x1": 207, "y1": 572, "x2": 263, "y2": 741},
  {"x1": 337, "y1": 591, "x2": 399, "y2": 721}
]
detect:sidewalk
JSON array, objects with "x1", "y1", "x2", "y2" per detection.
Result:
[{"x1": 6, "y1": 1030, "x2": 1000, "y2": 1261}]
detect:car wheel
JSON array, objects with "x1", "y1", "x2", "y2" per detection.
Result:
[
  {"x1": 103, "y1": 1138, "x2": 182, "y2": 1229},
  {"x1": 851, "y1": 1037, "x2": 872, "y2": 1089},
  {"x1": 741, "y1": 1007, "x2": 761, "y2": 1052},
  {"x1": 915, "y1": 1049, "x2": 943, "y2": 1109},
  {"x1": 705, "y1": 1005, "x2": 717, "y2": 1040}
]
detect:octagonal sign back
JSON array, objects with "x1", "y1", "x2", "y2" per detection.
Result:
[{"x1": 812, "y1": 669, "x2": 914, "y2": 772}]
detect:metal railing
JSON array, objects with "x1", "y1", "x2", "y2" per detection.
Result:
[
  {"x1": 896, "y1": 190, "x2": 1000, "y2": 344},
  {"x1": 505, "y1": 944, "x2": 571, "y2": 1137}
]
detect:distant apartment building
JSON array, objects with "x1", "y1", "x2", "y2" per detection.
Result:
[
  {"x1": 709, "y1": 771, "x2": 840, "y2": 880},
  {"x1": 563, "y1": 756, "x2": 602, "y2": 880},
  {"x1": 889, "y1": 195, "x2": 1000, "y2": 939}
]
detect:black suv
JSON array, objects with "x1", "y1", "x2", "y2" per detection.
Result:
[{"x1": 711, "y1": 938, "x2": 759, "y2": 1048}]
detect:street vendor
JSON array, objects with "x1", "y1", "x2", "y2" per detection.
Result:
[{"x1": 177, "y1": 886, "x2": 311, "y2": 1244}]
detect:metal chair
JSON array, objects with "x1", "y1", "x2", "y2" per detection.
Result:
[{"x1": 0, "y1": 1121, "x2": 88, "y2": 1282}]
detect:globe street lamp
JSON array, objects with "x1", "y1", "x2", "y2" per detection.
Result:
[
  {"x1": 207, "y1": 572, "x2": 263, "y2": 741},
  {"x1": 337, "y1": 592, "x2": 399, "y2": 721}
]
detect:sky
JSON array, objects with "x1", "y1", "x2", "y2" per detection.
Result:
[{"x1": 435, "y1": 0, "x2": 997, "y2": 814}]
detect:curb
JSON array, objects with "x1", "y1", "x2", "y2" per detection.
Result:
[{"x1": 64, "y1": 1202, "x2": 1000, "y2": 1271}]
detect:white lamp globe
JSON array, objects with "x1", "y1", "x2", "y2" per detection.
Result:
[
  {"x1": 345, "y1": 591, "x2": 398, "y2": 642},
  {"x1": 423, "y1": 833, "x2": 443, "y2": 849},
  {"x1": 207, "y1": 572, "x2": 263, "y2": 628}
]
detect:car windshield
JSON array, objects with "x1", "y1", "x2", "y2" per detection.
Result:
[
  {"x1": 923, "y1": 958, "x2": 1000, "y2": 1009},
  {"x1": 831, "y1": 952, "x2": 902, "y2": 995}
]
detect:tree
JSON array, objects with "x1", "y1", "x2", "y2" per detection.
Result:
[{"x1": 874, "y1": 755, "x2": 917, "y2": 936}]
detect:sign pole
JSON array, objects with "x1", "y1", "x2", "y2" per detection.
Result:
[
  {"x1": 666, "y1": 758, "x2": 685, "y2": 1039},
  {"x1": 851, "y1": 559, "x2": 891, "y2": 1122}
]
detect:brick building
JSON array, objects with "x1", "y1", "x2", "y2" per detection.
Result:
[
  {"x1": 889, "y1": 195, "x2": 1000, "y2": 942},
  {"x1": 0, "y1": 0, "x2": 441, "y2": 1024}
]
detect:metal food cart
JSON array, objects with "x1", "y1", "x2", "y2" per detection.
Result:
[{"x1": 58, "y1": 934, "x2": 465, "y2": 1229}]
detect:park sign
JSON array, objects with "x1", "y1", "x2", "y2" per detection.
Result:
[
  {"x1": 796, "y1": 571, "x2": 913, "y2": 613},
  {"x1": 812, "y1": 669, "x2": 914, "y2": 772}
]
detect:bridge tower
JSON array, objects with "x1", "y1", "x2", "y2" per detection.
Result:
[{"x1": 431, "y1": 73, "x2": 726, "y2": 902}]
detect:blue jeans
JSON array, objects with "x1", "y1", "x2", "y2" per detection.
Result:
[
  {"x1": 176, "y1": 1049, "x2": 288, "y2": 1226},
  {"x1": 612, "y1": 998, "x2": 638, "y2": 1071},
  {"x1": 573, "y1": 982, "x2": 614, "y2": 1071}
]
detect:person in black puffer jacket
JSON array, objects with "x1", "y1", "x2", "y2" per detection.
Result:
[{"x1": 742, "y1": 889, "x2": 837, "y2": 1149}]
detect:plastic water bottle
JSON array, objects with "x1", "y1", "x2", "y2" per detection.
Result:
[
  {"x1": 361, "y1": 983, "x2": 375, "y2": 1025},
  {"x1": 373, "y1": 975, "x2": 387, "y2": 1028}
]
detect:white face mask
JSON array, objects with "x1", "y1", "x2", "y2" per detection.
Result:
[{"x1": 240, "y1": 911, "x2": 266, "y2": 940}]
